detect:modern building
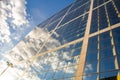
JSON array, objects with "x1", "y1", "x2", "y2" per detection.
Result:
[{"x1": 1, "y1": 0, "x2": 120, "y2": 80}]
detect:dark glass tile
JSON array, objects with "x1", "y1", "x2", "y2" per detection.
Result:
[
  {"x1": 84, "y1": 61, "x2": 98, "y2": 74},
  {"x1": 82, "y1": 74, "x2": 98, "y2": 80},
  {"x1": 100, "y1": 57, "x2": 116, "y2": 72},
  {"x1": 99, "y1": 6, "x2": 108, "y2": 30},
  {"x1": 99, "y1": 38, "x2": 112, "y2": 49},
  {"x1": 54, "y1": 68, "x2": 65, "y2": 79},
  {"x1": 106, "y1": 2, "x2": 120, "y2": 25},
  {"x1": 45, "y1": 70, "x2": 55, "y2": 80},
  {"x1": 113, "y1": 0, "x2": 120, "y2": 12},
  {"x1": 99, "y1": 31, "x2": 111, "y2": 40},
  {"x1": 100, "y1": 70, "x2": 119, "y2": 80},
  {"x1": 100, "y1": 47, "x2": 114, "y2": 59},
  {"x1": 86, "y1": 51, "x2": 98, "y2": 62}
]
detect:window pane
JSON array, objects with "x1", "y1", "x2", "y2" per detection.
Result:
[
  {"x1": 54, "y1": 68, "x2": 65, "y2": 79},
  {"x1": 64, "y1": 66, "x2": 77, "y2": 78},
  {"x1": 113, "y1": 0, "x2": 120, "y2": 12},
  {"x1": 82, "y1": 74, "x2": 98, "y2": 80},
  {"x1": 106, "y1": 2, "x2": 120, "y2": 25},
  {"x1": 86, "y1": 51, "x2": 98, "y2": 62},
  {"x1": 100, "y1": 47, "x2": 114, "y2": 59},
  {"x1": 84, "y1": 61, "x2": 98, "y2": 74},
  {"x1": 99, "y1": 38, "x2": 112, "y2": 49},
  {"x1": 100, "y1": 70, "x2": 119, "y2": 80},
  {"x1": 99, "y1": 31, "x2": 110, "y2": 40},
  {"x1": 45, "y1": 70, "x2": 55, "y2": 80},
  {"x1": 117, "y1": 54, "x2": 120, "y2": 68},
  {"x1": 87, "y1": 42, "x2": 98, "y2": 52},
  {"x1": 99, "y1": 6, "x2": 108, "y2": 30},
  {"x1": 100, "y1": 57, "x2": 116, "y2": 72},
  {"x1": 90, "y1": 9, "x2": 98, "y2": 33},
  {"x1": 72, "y1": 48, "x2": 81, "y2": 57}
]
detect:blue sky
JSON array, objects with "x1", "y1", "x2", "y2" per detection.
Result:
[
  {"x1": 0, "y1": 0, "x2": 75, "y2": 79},
  {"x1": 0, "y1": 0, "x2": 74, "y2": 54},
  {"x1": 26, "y1": 0, "x2": 74, "y2": 25}
]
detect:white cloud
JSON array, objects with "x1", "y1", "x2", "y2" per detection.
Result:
[
  {"x1": 0, "y1": 1, "x2": 11, "y2": 43},
  {"x1": 0, "y1": 18, "x2": 82, "y2": 80},
  {"x1": 0, "y1": 0, "x2": 30, "y2": 54},
  {"x1": 11, "y1": 0, "x2": 29, "y2": 26},
  {"x1": 0, "y1": 0, "x2": 33, "y2": 79},
  {"x1": 0, "y1": 26, "x2": 62, "y2": 80}
]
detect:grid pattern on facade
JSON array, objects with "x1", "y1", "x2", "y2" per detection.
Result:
[{"x1": 1, "y1": 0, "x2": 120, "y2": 80}]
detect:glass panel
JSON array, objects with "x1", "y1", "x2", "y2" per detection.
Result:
[
  {"x1": 64, "y1": 77, "x2": 74, "y2": 80},
  {"x1": 50, "y1": 61, "x2": 60, "y2": 70},
  {"x1": 64, "y1": 66, "x2": 77, "y2": 78},
  {"x1": 98, "y1": 0, "x2": 104, "y2": 6},
  {"x1": 54, "y1": 68, "x2": 65, "y2": 79},
  {"x1": 46, "y1": 20, "x2": 59, "y2": 31},
  {"x1": 53, "y1": 5, "x2": 71, "y2": 20},
  {"x1": 38, "y1": 71, "x2": 46, "y2": 79},
  {"x1": 87, "y1": 42, "x2": 98, "y2": 52},
  {"x1": 73, "y1": 56, "x2": 80, "y2": 64},
  {"x1": 113, "y1": 0, "x2": 120, "y2": 13},
  {"x1": 99, "y1": 31, "x2": 111, "y2": 40},
  {"x1": 58, "y1": 61, "x2": 68, "y2": 69},
  {"x1": 112, "y1": 27, "x2": 120, "y2": 36},
  {"x1": 99, "y1": 38, "x2": 112, "y2": 49},
  {"x1": 53, "y1": 15, "x2": 86, "y2": 45},
  {"x1": 89, "y1": 35, "x2": 98, "y2": 43},
  {"x1": 117, "y1": 54, "x2": 120, "y2": 68},
  {"x1": 100, "y1": 47, "x2": 114, "y2": 59},
  {"x1": 106, "y1": 2, "x2": 120, "y2": 25},
  {"x1": 45, "y1": 70, "x2": 55, "y2": 80},
  {"x1": 93, "y1": 0, "x2": 98, "y2": 8},
  {"x1": 114, "y1": 36, "x2": 120, "y2": 44},
  {"x1": 72, "y1": 48, "x2": 81, "y2": 57},
  {"x1": 112, "y1": 27, "x2": 120, "y2": 56},
  {"x1": 86, "y1": 51, "x2": 98, "y2": 62},
  {"x1": 73, "y1": 41, "x2": 83, "y2": 49},
  {"x1": 100, "y1": 70, "x2": 119, "y2": 80},
  {"x1": 84, "y1": 61, "x2": 98, "y2": 74},
  {"x1": 100, "y1": 57, "x2": 116, "y2": 72},
  {"x1": 82, "y1": 74, "x2": 98, "y2": 80},
  {"x1": 99, "y1": 6, "x2": 108, "y2": 30},
  {"x1": 112, "y1": 27, "x2": 120, "y2": 45},
  {"x1": 90, "y1": 9, "x2": 98, "y2": 33}
]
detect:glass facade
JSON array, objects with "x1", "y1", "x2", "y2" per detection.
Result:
[{"x1": 1, "y1": 0, "x2": 120, "y2": 80}]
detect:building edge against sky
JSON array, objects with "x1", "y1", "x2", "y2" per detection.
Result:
[{"x1": 1, "y1": 0, "x2": 120, "y2": 80}]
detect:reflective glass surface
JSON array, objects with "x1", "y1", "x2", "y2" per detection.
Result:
[
  {"x1": 100, "y1": 57, "x2": 116, "y2": 72},
  {"x1": 100, "y1": 70, "x2": 119, "y2": 80},
  {"x1": 1, "y1": 0, "x2": 120, "y2": 79},
  {"x1": 106, "y1": 2, "x2": 120, "y2": 25},
  {"x1": 113, "y1": 0, "x2": 120, "y2": 12},
  {"x1": 30, "y1": 41, "x2": 83, "y2": 80},
  {"x1": 51, "y1": 15, "x2": 87, "y2": 45},
  {"x1": 84, "y1": 61, "x2": 98, "y2": 74},
  {"x1": 82, "y1": 74, "x2": 98, "y2": 80}
]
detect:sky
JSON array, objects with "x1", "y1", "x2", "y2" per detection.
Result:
[
  {"x1": 26, "y1": 0, "x2": 75, "y2": 25},
  {"x1": 0, "y1": 0, "x2": 95, "y2": 80},
  {"x1": 0, "y1": 0, "x2": 75, "y2": 80},
  {"x1": 0, "y1": 0, "x2": 118, "y2": 80},
  {"x1": 0, "y1": 0, "x2": 74, "y2": 54}
]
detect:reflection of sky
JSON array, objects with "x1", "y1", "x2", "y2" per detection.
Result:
[
  {"x1": 0, "y1": 25, "x2": 82, "y2": 79},
  {"x1": 0, "y1": 0, "x2": 74, "y2": 55},
  {"x1": 0, "y1": 0, "x2": 34, "y2": 54},
  {"x1": 0, "y1": 0, "x2": 77, "y2": 79}
]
